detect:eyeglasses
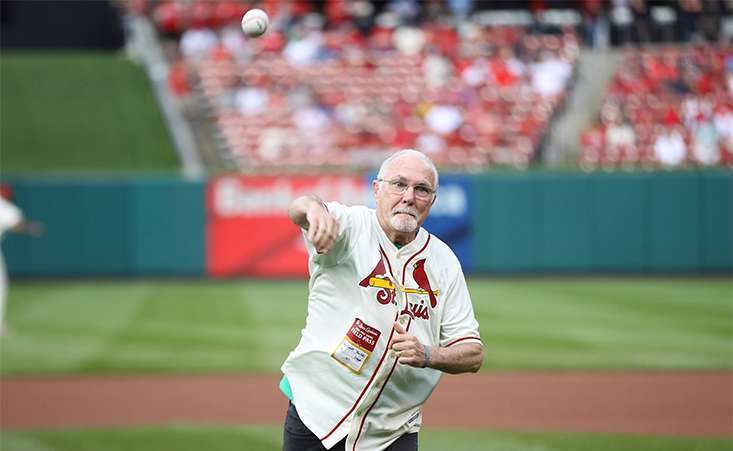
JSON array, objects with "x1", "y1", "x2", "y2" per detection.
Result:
[{"x1": 377, "y1": 178, "x2": 436, "y2": 200}]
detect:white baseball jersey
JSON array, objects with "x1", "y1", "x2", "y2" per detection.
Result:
[
  {"x1": 281, "y1": 201, "x2": 482, "y2": 451},
  {"x1": 0, "y1": 197, "x2": 22, "y2": 238},
  {"x1": 0, "y1": 197, "x2": 22, "y2": 324}
]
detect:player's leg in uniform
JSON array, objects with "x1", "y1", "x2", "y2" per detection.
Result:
[
  {"x1": 0, "y1": 254, "x2": 8, "y2": 336},
  {"x1": 385, "y1": 432, "x2": 418, "y2": 450},
  {"x1": 282, "y1": 402, "x2": 327, "y2": 451}
]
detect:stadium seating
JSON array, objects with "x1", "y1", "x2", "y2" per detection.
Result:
[
  {"x1": 129, "y1": 1, "x2": 580, "y2": 171},
  {"x1": 580, "y1": 44, "x2": 733, "y2": 170}
]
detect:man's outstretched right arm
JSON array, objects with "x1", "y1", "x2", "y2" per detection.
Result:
[{"x1": 288, "y1": 195, "x2": 340, "y2": 254}]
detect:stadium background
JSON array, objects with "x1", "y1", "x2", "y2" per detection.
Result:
[{"x1": 1, "y1": 1, "x2": 731, "y2": 450}]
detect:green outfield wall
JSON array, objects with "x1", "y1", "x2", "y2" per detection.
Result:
[
  {"x1": 472, "y1": 171, "x2": 732, "y2": 273},
  {"x1": 2, "y1": 177, "x2": 205, "y2": 276},
  {"x1": 2, "y1": 171, "x2": 730, "y2": 276}
]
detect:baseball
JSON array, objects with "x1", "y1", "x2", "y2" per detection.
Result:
[{"x1": 241, "y1": 9, "x2": 269, "y2": 38}]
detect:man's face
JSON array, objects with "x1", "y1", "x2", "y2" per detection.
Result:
[{"x1": 373, "y1": 155, "x2": 437, "y2": 239}]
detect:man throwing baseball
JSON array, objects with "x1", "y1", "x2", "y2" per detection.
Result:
[{"x1": 281, "y1": 149, "x2": 484, "y2": 451}]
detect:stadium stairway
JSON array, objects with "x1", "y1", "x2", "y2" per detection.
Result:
[
  {"x1": 543, "y1": 48, "x2": 622, "y2": 166},
  {"x1": 126, "y1": 15, "x2": 205, "y2": 178}
]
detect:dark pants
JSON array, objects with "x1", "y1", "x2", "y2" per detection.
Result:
[{"x1": 283, "y1": 402, "x2": 418, "y2": 451}]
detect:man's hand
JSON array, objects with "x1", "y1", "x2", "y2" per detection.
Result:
[
  {"x1": 391, "y1": 321, "x2": 484, "y2": 373},
  {"x1": 289, "y1": 196, "x2": 340, "y2": 254},
  {"x1": 391, "y1": 321, "x2": 430, "y2": 368},
  {"x1": 12, "y1": 219, "x2": 44, "y2": 237},
  {"x1": 305, "y1": 202, "x2": 339, "y2": 254}
]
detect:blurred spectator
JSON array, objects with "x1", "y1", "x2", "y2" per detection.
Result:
[
  {"x1": 678, "y1": 0, "x2": 703, "y2": 42},
  {"x1": 423, "y1": 49, "x2": 453, "y2": 89},
  {"x1": 220, "y1": 24, "x2": 250, "y2": 60},
  {"x1": 189, "y1": 1, "x2": 215, "y2": 29},
  {"x1": 529, "y1": 50, "x2": 572, "y2": 98},
  {"x1": 258, "y1": 127, "x2": 291, "y2": 161},
  {"x1": 605, "y1": 117, "x2": 636, "y2": 163},
  {"x1": 489, "y1": 47, "x2": 526, "y2": 87},
  {"x1": 153, "y1": 0, "x2": 185, "y2": 36},
  {"x1": 691, "y1": 114, "x2": 720, "y2": 165},
  {"x1": 213, "y1": 0, "x2": 243, "y2": 29},
  {"x1": 351, "y1": 1, "x2": 376, "y2": 35},
  {"x1": 235, "y1": 84, "x2": 269, "y2": 115},
  {"x1": 581, "y1": 0, "x2": 609, "y2": 48},
  {"x1": 393, "y1": 26, "x2": 426, "y2": 56},
  {"x1": 294, "y1": 104, "x2": 331, "y2": 135},
  {"x1": 653, "y1": 125, "x2": 687, "y2": 167},
  {"x1": 180, "y1": 26, "x2": 218, "y2": 60},
  {"x1": 681, "y1": 95, "x2": 711, "y2": 129},
  {"x1": 629, "y1": 0, "x2": 650, "y2": 44},
  {"x1": 283, "y1": 27, "x2": 325, "y2": 67},
  {"x1": 425, "y1": 104, "x2": 463, "y2": 135},
  {"x1": 714, "y1": 104, "x2": 733, "y2": 141},
  {"x1": 388, "y1": 0, "x2": 421, "y2": 26},
  {"x1": 168, "y1": 60, "x2": 191, "y2": 98},
  {"x1": 580, "y1": 122, "x2": 605, "y2": 168},
  {"x1": 447, "y1": 0, "x2": 473, "y2": 20},
  {"x1": 415, "y1": 131, "x2": 446, "y2": 157}
]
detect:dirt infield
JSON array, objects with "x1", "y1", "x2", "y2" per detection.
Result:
[{"x1": 1, "y1": 372, "x2": 731, "y2": 437}]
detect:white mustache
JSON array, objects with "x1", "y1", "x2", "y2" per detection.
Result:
[{"x1": 393, "y1": 209, "x2": 417, "y2": 218}]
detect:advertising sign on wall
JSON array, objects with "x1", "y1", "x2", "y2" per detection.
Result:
[{"x1": 206, "y1": 175, "x2": 369, "y2": 277}]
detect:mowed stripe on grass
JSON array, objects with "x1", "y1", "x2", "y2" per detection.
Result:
[
  {"x1": 1, "y1": 426, "x2": 731, "y2": 451},
  {"x1": 1, "y1": 278, "x2": 731, "y2": 375}
]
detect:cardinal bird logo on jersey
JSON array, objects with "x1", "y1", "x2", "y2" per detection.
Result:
[
  {"x1": 358, "y1": 257, "x2": 396, "y2": 305},
  {"x1": 412, "y1": 258, "x2": 437, "y2": 308},
  {"x1": 359, "y1": 254, "x2": 440, "y2": 320}
]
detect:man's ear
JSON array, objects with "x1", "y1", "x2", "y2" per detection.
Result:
[{"x1": 372, "y1": 180, "x2": 380, "y2": 197}]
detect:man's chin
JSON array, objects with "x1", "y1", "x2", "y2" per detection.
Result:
[{"x1": 390, "y1": 217, "x2": 418, "y2": 233}]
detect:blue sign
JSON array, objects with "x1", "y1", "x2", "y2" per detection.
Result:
[
  {"x1": 365, "y1": 172, "x2": 474, "y2": 272},
  {"x1": 422, "y1": 174, "x2": 473, "y2": 272}
]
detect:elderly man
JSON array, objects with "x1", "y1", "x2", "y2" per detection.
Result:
[{"x1": 280, "y1": 149, "x2": 483, "y2": 451}]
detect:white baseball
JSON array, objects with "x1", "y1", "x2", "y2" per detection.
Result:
[{"x1": 241, "y1": 9, "x2": 269, "y2": 38}]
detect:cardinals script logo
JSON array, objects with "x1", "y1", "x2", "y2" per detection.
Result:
[{"x1": 359, "y1": 255, "x2": 439, "y2": 320}]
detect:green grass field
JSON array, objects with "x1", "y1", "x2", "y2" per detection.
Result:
[
  {"x1": 2, "y1": 425, "x2": 731, "y2": 451},
  {"x1": 1, "y1": 277, "x2": 731, "y2": 375},
  {"x1": 1, "y1": 277, "x2": 730, "y2": 451},
  {"x1": 0, "y1": 52, "x2": 178, "y2": 173}
]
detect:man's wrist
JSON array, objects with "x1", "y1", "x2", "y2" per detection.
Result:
[{"x1": 422, "y1": 344, "x2": 431, "y2": 368}]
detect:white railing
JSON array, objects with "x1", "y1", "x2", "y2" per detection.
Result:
[{"x1": 124, "y1": 15, "x2": 204, "y2": 179}]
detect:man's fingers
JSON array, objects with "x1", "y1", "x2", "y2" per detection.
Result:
[
  {"x1": 307, "y1": 224, "x2": 317, "y2": 244},
  {"x1": 308, "y1": 215, "x2": 339, "y2": 253},
  {"x1": 396, "y1": 349, "x2": 422, "y2": 366},
  {"x1": 391, "y1": 340, "x2": 408, "y2": 351},
  {"x1": 393, "y1": 321, "x2": 406, "y2": 334},
  {"x1": 391, "y1": 326, "x2": 427, "y2": 368}
]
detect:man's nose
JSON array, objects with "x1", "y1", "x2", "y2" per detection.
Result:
[{"x1": 400, "y1": 186, "x2": 417, "y2": 203}]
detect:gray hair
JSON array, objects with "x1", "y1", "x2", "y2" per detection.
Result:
[{"x1": 376, "y1": 149, "x2": 439, "y2": 190}]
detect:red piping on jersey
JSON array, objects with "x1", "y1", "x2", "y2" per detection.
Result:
[
  {"x1": 320, "y1": 310, "x2": 400, "y2": 442},
  {"x1": 324, "y1": 238, "x2": 429, "y2": 444},
  {"x1": 351, "y1": 359, "x2": 399, "y2": 450},
  {"x1": 351, "y1": 316, "x2": 413, "y2": 451},
  {"x1": 445, "y1": 336, "x2": 482, "y2": 347},
  {"x1": 378, "y1": 245, "x2": 395, "y2": 280},
  {"x1": 401, "y1": 235, "x2": 431, "y2": 286}
]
